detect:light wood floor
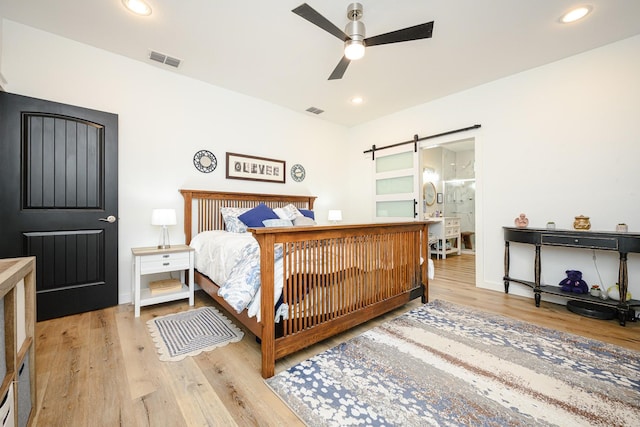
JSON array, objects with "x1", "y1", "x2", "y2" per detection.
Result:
[{"x1": 33, "y1": 255, "x2": 639, "y2": 426}]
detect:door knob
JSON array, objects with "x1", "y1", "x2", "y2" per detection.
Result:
[{"x1": 99, "y1": 215, "x2": 117, "y2": 223}]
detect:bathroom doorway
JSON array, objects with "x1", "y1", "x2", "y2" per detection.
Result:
[{"x1": 421, "y1": 138, "x2": 476, "y2": 255}]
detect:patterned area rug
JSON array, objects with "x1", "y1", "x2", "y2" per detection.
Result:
[
  {"x1": 266, "y1": 300, "x2": 640, "y2": 426},
  {"x1": 147, "y1": 306, "x2": 243, "y2": 361}
]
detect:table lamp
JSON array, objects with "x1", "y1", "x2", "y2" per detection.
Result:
[
  {"x1": 328, "y1": 210, "x2": 342, "y2": 224},
  {"x1": 151, "y1": 208, "x2": 177, "y2": 249}
]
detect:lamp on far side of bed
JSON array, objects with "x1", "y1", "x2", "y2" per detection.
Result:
[
  {"x1": 151, "y1": 208, "x2": 177, "y2": 249},
  {"x1": 328, "y1": 210, "x2": 342, "y2": 224}
]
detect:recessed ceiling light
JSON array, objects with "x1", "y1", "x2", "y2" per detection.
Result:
[
  {"x1": 560, "y1": 6, "x2": 592, "y2": 23},
  {"x1": 351, "y1": 96, "x2": 364, "y2": 104},
  {"x1": 122, "y1": 0, "x2": 152, "y2": 16}
]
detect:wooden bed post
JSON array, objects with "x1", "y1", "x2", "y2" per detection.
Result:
[
  {"x1": 421, "y1": 222, "x2": 429, "y2": 303},
  {"x1": 254, "y1": 232, "x2": 277, "y2": 378},
  {"x1": 180, "y1": 190, "x2": 193, "y2": 243}
]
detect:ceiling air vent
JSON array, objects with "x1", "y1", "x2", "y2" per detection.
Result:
[
  {"x1": 305, "y1": 106, "x2": 324, "y2": 115},
  {"x1": 149, "y1": 50, "x2": 182, "y2": 68}
]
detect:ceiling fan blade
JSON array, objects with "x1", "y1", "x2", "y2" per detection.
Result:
[
  {"x1": 364, "y1": 21, "x2": 434, "y2": 47},
  {"x1": 328, "y1": 56, "x2": 351, "y2": 80},
  {"x1": 292, "y1": 3, "x2": 349, "y2": 41}
]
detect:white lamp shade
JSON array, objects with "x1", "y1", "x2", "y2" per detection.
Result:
[
  {"x1": 151, "y1": 209, "x2": 177, "y2": 226},
  {"x1": 328, "y1": 210, "x2": 343, "y2": 222}
]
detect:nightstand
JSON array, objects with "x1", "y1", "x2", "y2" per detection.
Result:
[{"x1": 131, "y1": 244, "x2": 195, "y2": 317}]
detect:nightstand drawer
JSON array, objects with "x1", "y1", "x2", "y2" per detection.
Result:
[{"x1": 140, "y1": 253, "x2": 190, "y2": 273}]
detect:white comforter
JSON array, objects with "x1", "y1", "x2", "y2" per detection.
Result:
[
  {"x1": 190, "y1": 230, "x2": 255, "y2": 285},
  {"x1": 190, "y1": 230, "x2": 285, "y2": 321}
]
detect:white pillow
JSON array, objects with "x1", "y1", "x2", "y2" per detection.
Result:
[
  {"x1": 220, "y1": 207, "x2": 250, "y2": 233},
  {"x1": 293, "y1": 216, "x2": 316, "y2": 226},
  {"x1": 274, "y1": 204, "x2": 303, "y2": 221},
  {"x1": 262, "y1": 219, "x2": 293, "y2": 227}
]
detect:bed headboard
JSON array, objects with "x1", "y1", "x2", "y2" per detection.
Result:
[{"x1": 179, "y1": 189, "x2": 317, "y2": 243}]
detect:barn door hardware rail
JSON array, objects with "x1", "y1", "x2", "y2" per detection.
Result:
[{"x1": 364, "y1": 124, "x2": 481, "y2": 160}]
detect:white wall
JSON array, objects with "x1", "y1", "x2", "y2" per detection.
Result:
[
  {"x1": 346, "y1": 34, "x2": 640, "y2": 301},
  {"x1": 3, "y1": 19, "x2": 640, "y2": 308},
  {"x1": 1, "y1": 20, "x2": 349, "y2": 304}
]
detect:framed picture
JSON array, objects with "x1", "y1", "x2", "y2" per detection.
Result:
[
  {"x1": 226, "y1": 152, "x2": 286, "y2": 183},
  {"x1": 437, "y1": 192, "x2": 443, "y2": 204}
]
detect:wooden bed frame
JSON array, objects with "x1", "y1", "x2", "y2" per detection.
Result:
[{"x1": 180, "y1": 189, "x2": 429, "y2": 378}]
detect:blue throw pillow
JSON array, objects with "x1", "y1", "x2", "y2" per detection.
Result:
[
  {"x1": 238, "y1": 203, "x2": 279, "y2": 227},
  {"x1": 299, "y1": 209, "x2": 315, "y2": 220}
]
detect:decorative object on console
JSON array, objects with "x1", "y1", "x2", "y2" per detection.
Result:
[
  {"x1": 599, "y1": 286, "x2": 609, "y2": 300},
  {"x1": 558, "y1": 270, "x2": 589, "y2": 294},
  {"x1": 226, "y1": 152, "x2": 286, "y2": 183},
  {"x1": 606, "y1": 284, "x2": 632, "y2": 302},
  {"x1": 290, "y1": 164, "x2": 306, "y2": 182},
  {"x1": 193, "y1": 149, "x2": 217, "y2": 173},
  {"x1": 514, "y1": 213, "x2": 529, "y2": 228},
  {"x1": 151, "y1": 208, "x2": 177, "y2": 249},
  {"x1": 590, "y1": 285, "x2": 601, "y2": 297},
  {"x1": 573, "y1": 215, "x2": 591, "y2": 230},
  {"x1": 546, "y1": 221, "x2": 556, "y2": 229},
  {"x1": 616, "y1": 223, "x2": 628, "y2": 232},
  {"x1": 327, "y1": 210, "x2": 342, "y2": 224}
]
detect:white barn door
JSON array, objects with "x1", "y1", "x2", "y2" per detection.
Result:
[{"x1": 373, "y1": 145, "x2": 420, "y2": 221}]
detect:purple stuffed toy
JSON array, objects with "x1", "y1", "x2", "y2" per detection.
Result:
[{"x1": 559, "y1": 270, "x2": 589, "y2": 294}]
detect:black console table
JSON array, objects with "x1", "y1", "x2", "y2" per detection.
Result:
[{"x1": 503, "y1": 226, "x2": 640, "y2": 326}]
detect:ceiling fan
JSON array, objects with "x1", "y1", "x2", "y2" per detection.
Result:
[{"x1": 292, "y1": 2, "x2": 434, "y2": 80}]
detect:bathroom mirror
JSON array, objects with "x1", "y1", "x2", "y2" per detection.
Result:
[{"x1": 424, "y1": 182, "x2": 437, "y2": 206}]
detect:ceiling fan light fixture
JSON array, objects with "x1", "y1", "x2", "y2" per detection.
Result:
[
  {"x1": 560, "y1": 6, "x2": 592, "y2": 23},
  {"x1": 291, "y1": 2, "x2": 434, "y2": 80},
  {"x1": 344, "y1": 40, "x2": 365, "y2": 60},
  {"x1": 122, "y1": 0, "x2": 152, "y2": 16},
  {"x1": 344, "y1": 18, "x2": 365, "y2": 60}
]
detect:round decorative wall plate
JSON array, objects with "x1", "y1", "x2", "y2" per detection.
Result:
[
  {"x1": 291, "y1": 164, "x2": 306, "y2": 182},
  {"x1": 193, "y1": 150, "x2": 217, "y2": 173}
]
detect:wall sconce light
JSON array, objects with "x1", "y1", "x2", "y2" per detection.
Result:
[
  {"x1": 151, "y1": 208, "x2": 177, "y2": 249},
  {"x1": 328, "y1": 210, "x2": 343, "y2": 224}
]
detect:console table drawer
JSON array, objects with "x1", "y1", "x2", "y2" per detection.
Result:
[
  {"x1": 445, "y1": 218, "x2": 460, "y2": 227},
  {"x1": 445, "y1": 226, "x2": 460, "y2": 237},
  {"x1": 541, "y1": 234, "x2": 618, "y2": 250}
]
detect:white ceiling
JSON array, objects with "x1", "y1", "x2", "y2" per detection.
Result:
[{"x1": 1, "y1": 1, "x2": 639, "y2": 127}]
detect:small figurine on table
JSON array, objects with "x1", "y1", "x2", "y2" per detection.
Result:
[{"x1": 514, "y1": 213, "x2": 529, "y2": 228}]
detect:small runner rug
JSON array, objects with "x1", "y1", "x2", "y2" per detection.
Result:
[
  {"x1": 147, "y1": 306, "x2": 243, "y2": 361},
  {"x1": 266, "y1": 300, "x2": 640, "y2": 426}
]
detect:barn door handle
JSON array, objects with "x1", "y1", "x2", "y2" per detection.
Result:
[{"x1": 98, "y1": 215, "x2": 117, "y2": 223}]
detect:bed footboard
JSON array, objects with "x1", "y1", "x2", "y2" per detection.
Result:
[
  {"x1": 179, "y1": 189, "x2": 428, "y2": 379},
  {"x1": 252, "y1": 222, "x2": 429, "y2": 378}
]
